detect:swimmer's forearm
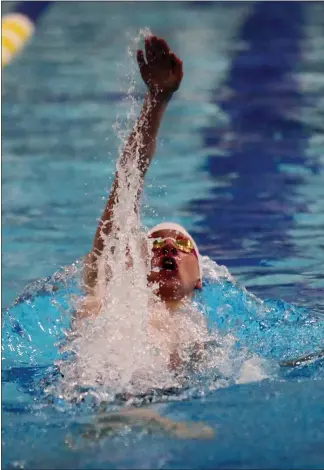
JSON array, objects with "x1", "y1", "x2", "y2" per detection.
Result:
[
  {"x1": 94, "y1": 92, "x2": 172, "y2": 251},
  {"x1": 121, "y1": 90, "x2": 172, "y2": 176},
  {"x1": 84, "y1": 91, "x2": 173, "y2": 288}
]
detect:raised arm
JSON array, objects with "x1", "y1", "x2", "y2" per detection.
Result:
[{"x1": 83, "y1": 36, "x2": 183, "y2": 292}]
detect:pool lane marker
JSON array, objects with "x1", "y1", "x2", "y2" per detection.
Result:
[
  {"x1": 1, "y1": 13, "x2": 35, "y2": 67},
  {"x1": 1, "y1": 2, "x2": 52, "y2": 68}
]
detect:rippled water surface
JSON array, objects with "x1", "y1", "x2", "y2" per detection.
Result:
[{"x1": 2, "y1": 2, "x2": 324, "y2": 469}]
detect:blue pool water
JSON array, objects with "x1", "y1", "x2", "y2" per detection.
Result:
[{"x1": 2, "y1": 2, "x2": 324, "y2": 469}]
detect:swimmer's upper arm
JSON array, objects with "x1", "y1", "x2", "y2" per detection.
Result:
[
  {"x1": 82, "y1": 251, "x2": 98, "y2": 295},
  {"x1": 82, "y1": 245, "x2": 114, "y2": 293}
]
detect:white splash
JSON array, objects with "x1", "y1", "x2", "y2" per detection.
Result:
[
  {"x1": 55, "y1": 32, "x2": 270, "y2": 404},
  {"x1": 237, "y1": 357, "x2": 272, "y2": 384}
]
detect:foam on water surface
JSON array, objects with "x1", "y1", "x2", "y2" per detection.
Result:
[{"x1": 2, "y1": 254, "x2": 323, "y2": 408}]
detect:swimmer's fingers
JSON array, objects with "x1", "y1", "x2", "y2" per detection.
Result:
[
  {"x1": 150, "y1": 36, "x2": 169, "y2": 60},
  {"x1": 145, "y1": 36, "x2": 155, "y2": 63},
  {"x1": 144, "y1": 36, "x2": 172, "y2": 64},
  {"x1": 139, "y1": 35, "x2": 183, "y2": 93},
  {"x1": 157, "y1": 37, "x2": 170, "y2": 56},
  {"x1": 146, "y1": 36, "x2": 174, "y2": 65},
  {"x1": 169, "y1": 52, "x2": 183, "y2": 80},
  {"x1": 137, "y1": 49, "x2": 147, "y2": 72}
]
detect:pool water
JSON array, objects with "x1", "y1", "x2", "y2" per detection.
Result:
[{"x1": 2, "y1": 2, "x2": 324, "y2": 469}]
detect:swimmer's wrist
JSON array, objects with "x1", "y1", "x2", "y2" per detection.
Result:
[{"x1": 148, "y1": 89, "x2": 174, "y2": 104}]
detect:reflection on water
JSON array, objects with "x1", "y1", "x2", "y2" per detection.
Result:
[{"x1": 187, "y1": 2, "x2": 324, "y2": 311}]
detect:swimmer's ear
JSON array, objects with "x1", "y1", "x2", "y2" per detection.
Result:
[{"x1": 195, "y1": 279, "x2": 202, "y2": 290}]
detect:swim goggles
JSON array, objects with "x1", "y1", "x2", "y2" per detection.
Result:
[{"x1": 150, "y1": 236, "x2": 197, "y2": 255}]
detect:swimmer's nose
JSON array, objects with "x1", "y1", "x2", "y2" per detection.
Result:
[{"x1": 161, "y1": 240, "x2": 178, "y2": 256}]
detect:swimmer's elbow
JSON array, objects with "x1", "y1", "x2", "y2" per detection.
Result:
[{"x1": 74, "y1": 296, "x2": 102, "y2": 323}]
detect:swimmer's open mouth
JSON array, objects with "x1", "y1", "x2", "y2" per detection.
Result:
[{"x1": 161, "y1": 256, "x2": 177, "y2": 271}]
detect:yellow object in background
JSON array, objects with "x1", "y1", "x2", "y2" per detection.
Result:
[{"x1": 2, "y1": 13, "x2": 35, "y2": 67}]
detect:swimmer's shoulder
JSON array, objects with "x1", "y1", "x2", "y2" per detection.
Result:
[{"x1": 178, "y1": 302, "x2": 208, "y2": 332}]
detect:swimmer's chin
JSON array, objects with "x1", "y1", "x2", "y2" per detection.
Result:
[
  {"x1": 147, "y1": 267, "x2": 180, "y2": 286},
  {"x1": 148, "y1": 274, "x2": 180, "y2": 289},
  {"x1": 148, "y1": 278, "x2": 183, "y2": 302}
]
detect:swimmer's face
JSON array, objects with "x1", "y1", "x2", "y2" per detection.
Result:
[{"x1": 146, "y1": 229, "x2": 202, "y2": 301}]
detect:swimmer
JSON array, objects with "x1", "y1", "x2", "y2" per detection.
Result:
[{"x1": 79, "y1": 36, "x2": 207, "y2": 372}]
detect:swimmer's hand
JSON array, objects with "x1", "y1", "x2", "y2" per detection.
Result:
[{"x1": 137, "y1": 36, "x2": 183, "y2": 97}]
